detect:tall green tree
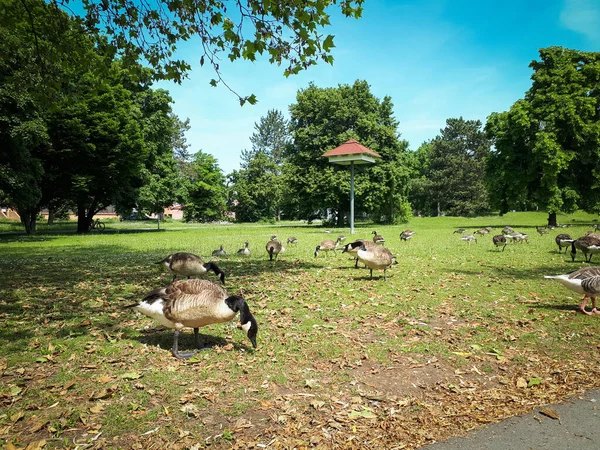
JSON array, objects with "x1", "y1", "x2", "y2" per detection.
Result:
[
  {"x1": 229, "y1": 110, "x2": 290, "y2": 222},
  {"x1": 247, "y1": 109, "x2": 291, "y2": 165},
  {"x1": 486, "y1": 47, "x2": 600, "y2": 226},
  {"x1": 427, "y1": 118, "x2": 491, "y2": 217},
  {"x1": 182, "y1": 151, "x2": 227, "y2": 222},
  {"x1": 406, "y1": 141, "x2": 437, "y2": 216},
  {"x1": 43, "y1": 61, "x2": 146, "y2": 233},
  {"x1": 0, "y1": 0, "x2": 95, "y2": 233},
  {"x1": 134, "y1": 90, "x2": 184, "y2": 229},
  {"x1": 286, "y1": 80, "x2": 411, "y2": 225},
  {"x1": 229, "y1": 151, "x2": 283, "y2": 222}
]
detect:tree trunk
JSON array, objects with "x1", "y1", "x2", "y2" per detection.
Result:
[
  {"x1": 19, "y1": 208, "x2": 38, "y2": 234},
  {"x1": 77, "y1": 204, "x2": 90, "y2": 233},
  {"x1": 437, "y1": 201, "x2": 441, "y2": 217},
  {"x1": 548, "y1": 212, "x2": 557, "y2": 227},
  {"x1": 47, "y1": 209, "x2": 55, "y2": 225},
  {"x1": 336, "y1": 207, "x2": 344, "y2": 227}
]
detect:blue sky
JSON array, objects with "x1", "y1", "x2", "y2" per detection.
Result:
[{"x1": 156, "y1": 0, "x2": 600, "y2": 175}]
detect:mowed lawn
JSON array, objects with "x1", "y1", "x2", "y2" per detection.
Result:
[{"x1": 2, "y1": 212, "x2": 600, "y2": 449}]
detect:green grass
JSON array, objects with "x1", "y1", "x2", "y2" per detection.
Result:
[{"x1": 2, "y1": 211, "x2": 600, "y2": 448}]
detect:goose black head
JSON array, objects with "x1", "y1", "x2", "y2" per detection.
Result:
[
  {"x1": 343, "y1": 241, "x2": 366, "y2": 253},
  {"x1": 571, "y1": 241, "x2": 577, "y2": 261},
  {"x1": 244, "y1": 316, "x2": 259, "y2": 348},
  {"x1": 314, "y1": 245, "x2": 321, "y2": 257},
  {"x1": 226, "y1": 295, "x2": 258, "y2": 349}
]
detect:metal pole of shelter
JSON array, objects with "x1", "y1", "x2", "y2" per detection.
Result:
[{"x1": 350, "y1": 161, "x2": 355, "y2": 234}]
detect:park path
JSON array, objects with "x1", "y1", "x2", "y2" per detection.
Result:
[{"x1": 423, "y1": 389, "x2": 600, "y2": 450}]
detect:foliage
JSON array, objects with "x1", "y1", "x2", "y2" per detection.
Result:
[
  {"x1": 229, "y1": 110, "x2": 290, "y2": 222},
  {"x1": 286, "y1": 80, "x2": 411, "y2": 224},
  {"x1": 133, "y1": 90, "x2": 184, "y2": 222},
  {"x1": 426, "y1": 117, "x2": 491, "y2": 217},
  {"x1": 486, "y1": 47, "x2": 600, "y2": 224},
  {"x1": 247, "y1": 109, "x2": 291, "y2": 165},
  {"x1": 0, "y1": 0, "x2": 83, "y2": 233},
  {"x1": 406, "y1": 141, "x2": 436, "y2": 216},
  {"x1": 54, "y1": 0, "x2": 365, "y2": 103},
  {"x1": 181, "y1": 151, "x2": 227, "y2": 222},
  {"x1": 44, "y1": 61, "x2": 147, "y2": 232}
]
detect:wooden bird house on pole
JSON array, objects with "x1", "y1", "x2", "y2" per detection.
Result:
[{"x1": 322, "y1": 139, "x2": 381, "y2": 234}]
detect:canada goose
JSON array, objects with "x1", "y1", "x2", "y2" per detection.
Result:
[
  {"x1": 544, "y1": 267, "x2": 600, "y2": 315},
  {"x1": 372, "y1": 230, "x2": 385, "y2": 245},
  {"x1": 536, "y1": 226, "x2": 549, "y2": 236},
  {"x1": 211, "y1": 245, "x2": 227, "y2": 258},
  {"x1": 237, "y1": 241, "x2": 250, "y2": 256},
  {"x1": 287, "y1": 237, "x2": 299, "y2": 245},
  {"x1": 460, "y1": 234, "x2": 477, "y2": 245},
  {"x1": 485, "y1": 226, "x2": 494, "y2": 232},
  {"x1": 337, "y1": 235, "x2": 346, "y2": 243},
  {"x1": 266, "y1": 236, "x2": 285, "y2": 261},
  {"x1": 475, "y1": 228, "x2": 489, "y2": 235},
  {"x1": 157, "y1": 252, "x2": 225, "y2": 284},
  {"x1": 400, "y1": 229, "x2": 415, "y2": 241},
  {"x1": 314, "y1": 237, "x2": 343, "y2": 257},
  {"x1": 555, "y1": 233, "x2": 573, "y2": 253},
  {"x1": 571, "y1": 235, "x2": 600, "y2": 262},
  {"x1": 502, "y1": 226, "x2": 515, "y2": 235},
  {"x1": 492, "y1": 234, "x2": 507, "y2": 251},
  {"x1": 506, "y1": 232, "x2": 529, "y2": 244},
  {"x1": 453, "y1": 228, "x2": 467, "y2": 234},
  {"x1": 126, "y1": 279, "x2": 258, "y2": 358},
  {"x1": 341, "y1": 239, "x2": 377, "y2": 268},
  {"x1": 343, "y1": 241, "x2": 395, "y2": 280}
]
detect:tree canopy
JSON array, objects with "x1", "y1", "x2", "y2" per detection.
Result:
[
  {"x1": 50, "y1": 0, "x2": 365, "y2": 103},
  {"x1": 486, "y1": 46, "x2": 600, "y2": 225},
  {"x1": 425, "y1": 118, "x2": 491, "y2": 217},
  {"x1": 228, "y1": 110, "x2": 289, "y2": 222},
  {"x1": 286, "y1": 80, "x2": 411, "y2": 225}
]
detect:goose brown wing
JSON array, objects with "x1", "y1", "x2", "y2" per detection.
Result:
[
  {"x1": 163, "y1": 279, "x2": 229, "y2": 323},
  {"x1": 169, "y1": 252, "x2": 203, "y2": 270},
  {"x1": 568, "y1": 266, "x2": 600, "y2": 280},
  {"x1": 581, "y1": 276, "x2": 600, "y2": 295}
]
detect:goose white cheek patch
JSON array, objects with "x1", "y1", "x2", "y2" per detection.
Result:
[{"x1": 241, "y1": 322, "x2": 252, "y2": 334}]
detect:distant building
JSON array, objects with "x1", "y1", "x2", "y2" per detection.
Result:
[
  {"x1": 0, "y1": 207, "x2": 20, "y2": 220},
  {"x1": 163, "y1": 204, "x2": 184, "y2": 220}
]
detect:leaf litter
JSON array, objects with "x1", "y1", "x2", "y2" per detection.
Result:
[{"x1": 3, "y1": 223, "x2": 600, "y2": 448}]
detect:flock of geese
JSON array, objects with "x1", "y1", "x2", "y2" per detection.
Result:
[
  {"x1": 126, "y1": 224, "x2": 600, "y2": 359},
  {"x1": 454, "y1": 225, "x2": 600, "y2": 315},
  {"x1": 125, "y1": 230, "x2": 412, "y2": 358}
]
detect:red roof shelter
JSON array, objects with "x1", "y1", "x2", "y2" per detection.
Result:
[{"x1": 323, "y1": 139, "x2": 381, "y2": 234}]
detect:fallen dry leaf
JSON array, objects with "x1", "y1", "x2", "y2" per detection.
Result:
[
  {"x1": 539, "y1": 408, "x2": 560, "y2": 420},
  {"x1": 24, "y1": 440, "x2": 47, "y2": 450},
  {"x1": 10, "y1": 410, "x2": 25, "y2": 423},
  {"x1": 29, "y1": 420, "x2": 49, "y2": 433},
  {"x1": 90, "y1": 404, "x2": 105, "y2": 414}
]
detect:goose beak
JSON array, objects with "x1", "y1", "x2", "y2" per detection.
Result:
[{"x1": 249, "y1": 335, "x2": 257, "y2": 348}]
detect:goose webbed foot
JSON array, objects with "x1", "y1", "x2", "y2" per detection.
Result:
[{"x1": 579, "y1": 297, "x2": 593, "y2": 315}]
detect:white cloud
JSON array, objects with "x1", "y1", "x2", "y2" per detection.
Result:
[{"x1": 560, "y1": 0, "x2": 600, "y2": 43}]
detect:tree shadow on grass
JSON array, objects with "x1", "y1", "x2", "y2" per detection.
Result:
[{"x1": 445, "y1": 262, "x2": 585, "y2": 281}]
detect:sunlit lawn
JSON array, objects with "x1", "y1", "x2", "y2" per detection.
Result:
[{"x1": 2, "y1": 211, "x2": 600, "y2": 449}]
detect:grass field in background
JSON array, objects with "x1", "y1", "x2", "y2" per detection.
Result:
[{"x1": 2, "y1": 211, "x2": 600, "y2": 449}]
